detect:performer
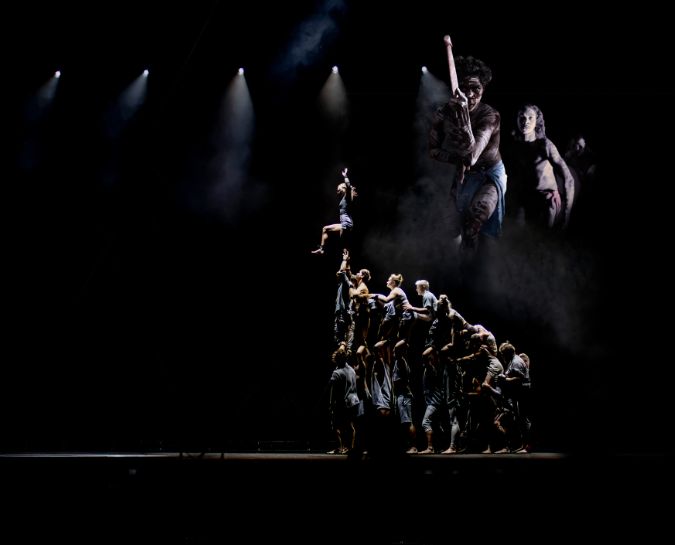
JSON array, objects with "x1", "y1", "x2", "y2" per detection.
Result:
[
  {"x1": 509, "y1": 104, "x2": 575, "y2": 229},
  {"x1": 429, "y1": 54, "x2": 507, "y2": 253},
  {"x1": 311, "y1": 168, "x2": 356, "y2": 255},
  {"x1": 327, "y1": 342, "x2": 360, "y2": 454}
]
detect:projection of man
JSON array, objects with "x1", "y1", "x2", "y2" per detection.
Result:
[{"x1": 429, "y1": 55, "x2": 507, "y2": 254}]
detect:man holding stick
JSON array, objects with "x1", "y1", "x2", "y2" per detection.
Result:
[{"x1": 430, "y1": 37, "x2": 507, "y2": 255}]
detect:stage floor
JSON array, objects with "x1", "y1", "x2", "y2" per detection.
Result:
[
  {"x1": 1, "y1": 450, "x2": 565, "y2": 459},
  {"x1": 2, "y1": 451, "x2": 671, "y2": 543}
]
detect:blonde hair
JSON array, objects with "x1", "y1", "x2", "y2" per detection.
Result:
[{"x1": 389, "y1": 273, "x2": 403, "y2": 286}]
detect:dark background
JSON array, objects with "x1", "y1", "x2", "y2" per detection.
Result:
[{"x1": 6, "y1": 0, "x2": 673, "y2": 453}]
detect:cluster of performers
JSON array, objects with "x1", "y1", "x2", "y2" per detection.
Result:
[
  {"x1": 315, "y1": 46, "x2": 596, "y2": 456},
  {"x1": 326, "y1": 250, "x2": 531, "y2": 456}
]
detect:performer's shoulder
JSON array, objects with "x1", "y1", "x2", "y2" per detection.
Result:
[{"x1": 479, "y1": 102, "x2": 500, "y2": 119}]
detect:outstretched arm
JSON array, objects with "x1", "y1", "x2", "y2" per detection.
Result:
[{"x1": 378, "y1": 287, "x2": 402, "y2": 303}]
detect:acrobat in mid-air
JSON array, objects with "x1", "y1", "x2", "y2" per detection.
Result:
[{"x1": 311, "y1": 168, "x2": 356, "y2": 255}]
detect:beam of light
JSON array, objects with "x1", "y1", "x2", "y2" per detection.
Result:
[
  {"x1": 143, "y1": 69, "x2": 149, "y2": 77},
  {"x1": 238, "y1": 67, "x2": 244, "y2": 75},
  {"x1": 318, "y1": 69, "x2": 348, "y2": 134},
  {"x1": 332, "y1": 65, "x2": 338, "y2": 74},
  {"x1": 421, "y1": 66, "x2": 428, "y2": 74},
  {"x1": 206, "y1": 72, "x2": 256, "y2": 222},
  {"x1": 104, "y1": 73, "x2": 148, "y2": 139},
  {"x1": 19, "y1": 71, "x2": 63, "y2": 170},
  {"x1": 415, "y1": 67, "x2": 451, "y2": 179},
  {"x1": 24, "y1": 72, "x2": 61, "y2": 125},
  {"x1": 361, "y1": 66, "x2": 461, "y2": 279}
]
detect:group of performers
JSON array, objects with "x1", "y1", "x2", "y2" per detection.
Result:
[
  {"x1": 326, "y1": 249, "x2": 532, "y2": 456},
  {"x1": 315, "y1": 44, "x2": 596, "y2": 456}
]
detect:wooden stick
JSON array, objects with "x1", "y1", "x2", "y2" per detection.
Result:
[{"x1": 444, "y1": 35, "x2": 459, "y2": 96}]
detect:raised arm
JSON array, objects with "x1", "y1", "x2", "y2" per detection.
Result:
[
  {"x1": 341, "y1": 168, "x2": 356, "y2": 203},
  {"x1": 337, "y1": 248, "x2": 351, "y2": 274}
]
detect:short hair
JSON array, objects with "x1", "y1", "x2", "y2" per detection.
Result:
[
  {"x1": 415, "y1": 280, "x2": 429, "y2": 290},
  {"x1": 331, "y1": 343, "x2": 349, "y2": 366},
  {"x1": 359, "y1": 269, "x2": 371, "y2": 283},
  {"x1": 499, "y1": 342, "x2": 516, "y2": 358},
  {"x1": 455, "y1": 56, "x2": 492, "y2": 86},
  {"x1": 389, "y1": 273, "x2": 403, "y2": 286}
]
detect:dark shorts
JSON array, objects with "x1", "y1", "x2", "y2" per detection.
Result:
[{"x1": 340, "y1": 214, "x2": 353, "y2": 230}]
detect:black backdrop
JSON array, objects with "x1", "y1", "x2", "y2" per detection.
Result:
[{"x1": 6, "y1": 0, "x2": 673, "y2": 453}]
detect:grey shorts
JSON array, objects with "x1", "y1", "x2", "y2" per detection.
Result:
[{"x1": 397, "y1": 394, "x2": 413, "y2": 424}]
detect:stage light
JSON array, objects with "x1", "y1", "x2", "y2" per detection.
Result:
[
  {"x1": 143, "y1": 69, "x2": 149, "y2": 77},
  {"x1": 54, "y1": 70, "x2": 61, "y2": 78},
  {"x1": 238, "y1": 67, "x2": 244, "y2": 75},
  {"x1": 421, "y1": 66, "x2": 428, "y2": 74},
  {"x1": 332, "y1": 66, "x2": 338, "y2": 74}
]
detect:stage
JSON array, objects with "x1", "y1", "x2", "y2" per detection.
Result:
[{"x1": 2, "y1": 451, "x2": 670, "y2": 543}]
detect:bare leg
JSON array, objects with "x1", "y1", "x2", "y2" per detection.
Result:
[
  {"x1": 405, "y1": 423, "x2": 418, "y2": 454},
  {"x1": 462, "y1": 182, "x2": 499, "y2": 251},
  {"x1": 442, "y1": 410, "x2": 460, "y2": 454},
  {"x1": 312, "y1": 224, "x2": 342, "y2": 254},
  {"x1": 419, "y1": 430, "x2": 435, "y2": 454}
]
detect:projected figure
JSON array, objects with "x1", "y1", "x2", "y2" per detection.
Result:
[
  {"x1": 565, "y1": 133, "x2": 596, "y2": 188},
  {"x1": 311, "y1": 168, "x2": 356, "y2": 255},
  {"x1": 509, "y1": 104, "x2": 575, "y2": 229},
  {"x1": 429, "y1": 56, "x2": 507, "y2": 254},
  {"x1": 564, "y1": 133, "x2": 596, "y2": 220}
]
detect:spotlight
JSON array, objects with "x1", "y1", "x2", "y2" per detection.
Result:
[
  {"x1": 332, "y1": 66, "x2": 338, "y2": 74},
  {"x1": 421, "y1": 66, "x2": 428, "y2": 74},
  {"x1": 238, "y1": 67, "x2": 244, "y2": 75},
  {"x1": 143, "y1": 69, "x2": 149, "y2": 77},
  {"x1": 54, "y1": 70, "x2": 61, "y2": 78}
]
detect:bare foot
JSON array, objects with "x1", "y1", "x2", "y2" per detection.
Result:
[
  {"x1": 311, "y1": 247, "x2": 325, "y2": 255},
  {"x1": 418, "y1": 448, "x2": 435, "y2": 455}
]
